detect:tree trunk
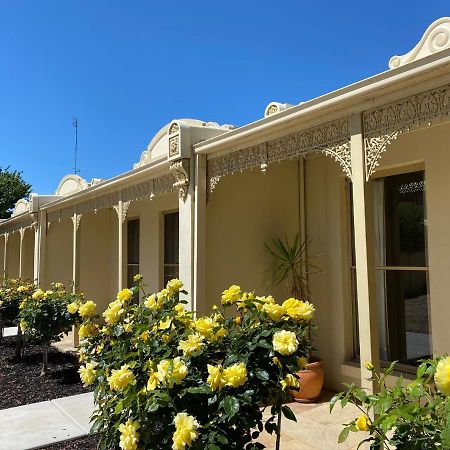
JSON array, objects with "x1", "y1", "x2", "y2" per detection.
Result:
[
  {"x1": 41, "y1": 344, "x2": 49, "y2": 377},
  {"x1": 15, "y1": 324, "x2": 23, "y2": 360},
  {"x1": 275, "y1": 391, "x2": 283, "y2": 450}
]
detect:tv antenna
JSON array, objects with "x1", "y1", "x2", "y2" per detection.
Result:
[{"x1": 72, "y1": 117, "x2": 80, "y2": 174}]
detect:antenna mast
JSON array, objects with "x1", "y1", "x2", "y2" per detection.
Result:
[{"x1": 72, "y1": 117, "x2": 80, "y2": 174}]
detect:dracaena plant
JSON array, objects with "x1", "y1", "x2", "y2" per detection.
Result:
[
  {"x1": 331, "y1": 358, "x2": 450, "y2": 449},
  {"x1": 78, "y1": 276, "x2": 317, "y2": 450}
]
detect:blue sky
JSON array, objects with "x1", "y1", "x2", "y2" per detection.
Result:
[{"x1": 0, "y1": 1, "x2": 448, "y2": 194}]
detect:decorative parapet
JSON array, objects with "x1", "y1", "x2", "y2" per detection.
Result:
[
  {"x1": 170, "y1": 159, "x2": 190, "y2": 201},
  {"x1": 389, "y1": 17, "x2": 450, "y2": 69},
  {"x1": 207, "y1": 117, "x2": 350, "y2": 194},
  {"x1": 363, "y1": 82, "x2": 450, "y2": 180},
  {"x1": 264, "y1": 102, "x2": 295, "y2": 117}
]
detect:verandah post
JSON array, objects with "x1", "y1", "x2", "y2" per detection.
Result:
[{"x1": 349, "y1": 113, "x2": 380, "y2": 390}]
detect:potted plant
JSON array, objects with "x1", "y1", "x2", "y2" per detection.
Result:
[{"x1": 265, "y1": 233, "x2": 324, "y2": 402}]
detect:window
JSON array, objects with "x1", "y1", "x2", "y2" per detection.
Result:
[
  {"x1": 163, "y1": 212, "x2": 179, "y2": 288},
  {"x1": 351, "y1": 171, "x2": 430, "y2": 367},
  {"x1": 127, "y1": 219, "x2": 140, "y2": 291}
]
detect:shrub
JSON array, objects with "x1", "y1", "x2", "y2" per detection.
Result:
[
  {"x1": 19, "y1": 283, "x2": 87, "y2": 375},
  {"x1": 79, "y1": 277, "x2": 315, "y2": 450},
  {"x1": 331, "y1": 358, "x2": 450, "y2": 449},
  {"x1": 0, "y1": 278, "x2": 35, "y2": 357}
]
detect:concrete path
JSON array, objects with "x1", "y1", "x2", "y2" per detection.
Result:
[
  {"x1": 0, "y1": 392, "x2": 94, "y2": 450},
  {"x1": 0, "y1": 389, "x2": 369, "y2": 450}
]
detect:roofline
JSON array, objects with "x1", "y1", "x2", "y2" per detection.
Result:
[
  {"x1": 194, "y1": 48, "x2": 450, "y2": 155},
  {"x1": 41, "y1": 156, "x2": 171, "y2": 212}
]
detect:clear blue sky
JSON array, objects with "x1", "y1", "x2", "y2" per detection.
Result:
[{"x1": 0, "y1": 1, "x2": 448, "y2": 194}]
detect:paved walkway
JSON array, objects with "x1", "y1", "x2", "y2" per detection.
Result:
[
  {"x1": 0, "y1": 390, "x2": 369, "y2": 450},
  {"x1": 0, "y1": 393, "x2": 94, "y2": 450}
]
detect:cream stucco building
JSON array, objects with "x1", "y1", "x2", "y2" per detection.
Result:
[{"x1": 2, "y1": 18, "x2": 450, "y2": 392}]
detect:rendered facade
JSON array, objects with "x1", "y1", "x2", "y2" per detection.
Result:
[{"x1": 2, "y1": 17, "x2": 450, "y2": 392}]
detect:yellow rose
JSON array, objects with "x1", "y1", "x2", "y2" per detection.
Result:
[
  {"x1": 263, "y1": 303, "x2": 285, "y2": 321},
  {"x1": 78, "y1": 300, "x2": 96, "y2": 318},
  {"x1": 207, "y1": 364, "x2": 225, "y2": 391},
  {"x1": 118, "y1": 419, "x2": 140, "y2": 450},
  {"x1": 20, "y1": 319, "x2": 28, "y2": 331},
  {"x1": 273, "y1": 330, "x2": 298, "y2": 355},
  {"x1": 19, "y1": 300, "x2": 27, "y2": 310},
  {"x1": 157, "y1": 358, "x2": 188, "y2": 388},
  {"x1": 139, "y1": 330, "x2": 150, "y2": 341},
  {"x1": 32, "y1": 289, "x2": 44, "y2": 300},
  {"x1": 167, "y1": 278, "x2": 183, "y2": 294},
  {"x1": 194, "y1": 317, "x2": 217, "y2": 340},
  {"x1": 255, "y1": 295, "x2": 275, "y2": 311},
  {"x1": 103, "y1": 300, "x2": 123, "y2": 325},
  {"x1": 117, "y1": 288, "x2": 133, "y2": 303},
  {"x1": 297, "y1": 357, "x2": 308, "y2": 370},
  {"x1": 67, "y1": 302, "x2": 79, "y2": 314},
  {"x1": 234, "y1": 316, "x2": 242, "y2": 325},
  {"x1": 221, "y1": 285, "x2": 241, "y2": 305},
  {"x1": 281, "y1": 374, "x2": 299, "y2": 390},
  {"x1": 144, "y1": 294, "x2": 164, "y2": 311},
  {"x1": 146, "y1": 371, "x2": 160, "y2": 391},
  {"x1": 108, "y1": 365, "x2": 135, "y2": 391},
  {"x1": 79, "y1": 362, "x2": 97, "y2": 386},
  {"x1": 282, "y1": 298, "x2": 315, "y2": 320},
  {"x1": 78, "y1": 323, "x2": 99, "y2": 340},
  {"x1": 44, "y1": 290, "x2": 53, "y2": 298},
  {"x1": 435, "y1": 356, "x2": 450, "y2": 396},
  {"x1": 133, "y1": 273, "x2": 143, "y2": 282},
  {"x1": 210, "y1": 327, "x2": 227, "y2": 342},
  {"x1": 355, "y1": 415, "x2": 371, "y2": 431},
  {"x1": 364, "y1": 360, "x2": 374, "y2": 371},
  {"x1": 172, "y1": 413, "x2": 199, "y2": 450},
  {"x1": 17, "y1": 285, "x2": 27, "y2": 293},
  {"x1": 222, "y1": 362, "x2": 248, "y2": 388},
  {"x1": 178, "y1": 333, "x2": 204, "y2": 357},
  {"x1": 272, "y1": 356, "x2": 281, "y2": 366}
]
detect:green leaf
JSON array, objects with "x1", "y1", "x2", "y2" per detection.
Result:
[
  {"x1": 338, "y1": 426, "x2": 351, "y2": 443},
  {"x1": 223, "y1": 396, "x2": 240, "y2": 419},
  {"x1": 281, "y1": 405, "x2": 297, "y2": 422},
  {"x1": 255, "y1": 369, "x2": 270, "y2": 381},
  {"x1": 114, "y1": 402, "x2": 123, "y2": 415}
]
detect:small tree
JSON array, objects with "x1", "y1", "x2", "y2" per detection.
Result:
[
  {"x1": 19, "y1": 283, "x2": 86, "y2": 376},
  {"x1": 0, "y1": 167, "x2": 32, "y2": 219}
]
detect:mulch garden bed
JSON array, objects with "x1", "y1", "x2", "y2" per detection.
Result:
[
  {"x1": 36, "y1": 434, "x2": 100, "y2": 449},
  {"x1": 0, "y1": 336, "x2": 91, "y2": 409}
]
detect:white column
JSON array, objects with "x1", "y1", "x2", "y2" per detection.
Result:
[
  {"x1": 35, "y1": 212, "x2": 47, "y2": 287},
  {"x1": 116, "y1": 197, "x2": 127, "y2": 291},
  {"x1": 178, "y1": 158, "x2": 195, "y2": 311},
  {"x1": 194, "y1": 154, "x2": 207, "y2": 315},
  {"x1": 19, "y1": 228, "x2": 25, "y2": 279},
  {"x1": 3, "y1": 233, "x2": 8, "y2": 278},
  {"x1": 72, "y1": 214, "x2": 81, "y2": 293},
  {"x1": 350, "y1": 113, "x2": 380, "y2": 389}
]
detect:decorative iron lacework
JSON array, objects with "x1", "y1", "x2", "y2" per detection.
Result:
[
  {"x1": 207, "y1": 118, "x2": 350, "y2": 193},
  {"x1": 363, "y1": 83, "x2": 450, "y2": 180},
  {"x1": 46, "y1": 174, "x2": 175, "y2": 224},
  {"x1": 0, "y1": 217, "x2": 34, "y2": 235}
]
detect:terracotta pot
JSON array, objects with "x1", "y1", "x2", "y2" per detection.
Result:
[{"x1": 290, "y1": 356, "x2": 324, "y2": 403}]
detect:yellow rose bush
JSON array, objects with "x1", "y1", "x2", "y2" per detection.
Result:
[
  {"x1": 79, "y1": 278, "x2": 314, "y2": 449},
  {"x1": 18, "y1": 282, "x2": 86, "y2": 375},
  {"x1": 332, "y1": 358, "x2": 450, "y2": 448},
  {"x1": 0, "y1": 278, "x2": 36, "y2": 358}
]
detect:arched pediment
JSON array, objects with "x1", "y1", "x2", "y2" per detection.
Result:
[
  {"x1": 55, "y1": 174, "x2": 89, "y2": 196},
  {"x1": 11, "y1": 199, "x2": 30, "y2": 217}
]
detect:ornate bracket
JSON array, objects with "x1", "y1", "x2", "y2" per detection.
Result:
[
  {"x1": 19, "y1": 228, "x2": 26, "y2": 241},
  {"x1": 113, "y1": 201, "x2": 131, "y2": 223},
  {"x1": 72, "y1": 214, "x2": 82, "y2": 231},
  {"x1": 170, "y1": 159, "x2": 190, "y2": 201},
  {"x1": 363, "y1": 82, "x2": 450, "y2": 180}
]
